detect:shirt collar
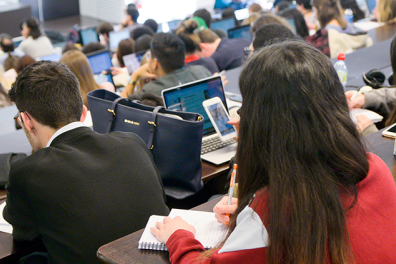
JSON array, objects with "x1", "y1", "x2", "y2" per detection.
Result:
[{"x1": 46, "y1": 122, "x2": 87, "y2": 147}]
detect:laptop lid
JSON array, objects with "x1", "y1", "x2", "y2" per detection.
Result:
[
  {"x1": 79, "y1": 27, "x2": 99, "y2": 46},
  {"x1": 167, "y1": 19, "x2": 182, "y2": 32},
  {"x1": 123, "y1": 49, "x2": 149, "y2": 74},
  {"x1": 235, "y1": 8, "x2": 249, "y2": 21},
  {"x1": 109, "y1": 29, "x2": 130, "y2": 52},
  {"x1": 36, "y1": 53, "x2": 62, "y2": 62},
  {"x1": 211, "y1": 18, "x2": 236, "y2": 33},
  {"x1": 86, "y1": 49, "x2": 114, "y2": 84},
  {"x1": 162, "y1": 75, "x2": 228, "y2": 138},
  {"x1": 228, "y1": 25, "x2": 252, "y2": 41},
  {"x1": 365, "y1": 0, "x2": 376, "y2": 14},
  {"x1": 12, "y1": 36, "x2": 24, "y2": 48}
]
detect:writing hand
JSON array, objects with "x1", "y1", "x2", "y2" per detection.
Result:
[
  {"x1": 213, "y1": 196, "x2": 238, "y2": 225},
  {"x1": 151, "y1": 216, "x2": 196, "y2": 244},
  {"x1": 345, "y1": 91, "x2": 365, "y2": 110}
]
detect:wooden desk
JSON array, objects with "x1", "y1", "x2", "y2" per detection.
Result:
[
  {"x1": 367, "y1": 22, "x2": 396, "y2": 44},
  {"x1": 97, "y1": 196, "x2": 222, "y2": 264}
]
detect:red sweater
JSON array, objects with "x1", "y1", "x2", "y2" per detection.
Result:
[{"x1": 166, "y1": 153, "x2": 396, "y2": 263}]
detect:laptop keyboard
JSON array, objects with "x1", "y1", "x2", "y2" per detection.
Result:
[{"x1": 201, "y1": 137, "x2": 236, "y2": 155}]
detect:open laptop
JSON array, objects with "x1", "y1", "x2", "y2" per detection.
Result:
[
  {"x1": 79, "y1": 26, "x2": 99, "y2": 46},
  {"x1": 123, "y1": 49, "x2": 148, "y2": 74},
  {"x1": 109, "y1": 29, "x2": 130, "y2": 52},
  {"x1": 36, "y1": 53, "x2": 62, "y2": 62},
  {"x1": 86, "y1": 49, "x2": 114, "y2": 85},
  {"x1": 234, "y1": 8, "x2": 249, "y2": 21},
  {"x1": 211, "y1": 18, "x2": 236, "y2": 34},
  {"x1": 162, "y1": 75, "x2": 237, "y2": 165},
  {"x1": 228, "y1": 25, "x2": 252, "y2": 41}
]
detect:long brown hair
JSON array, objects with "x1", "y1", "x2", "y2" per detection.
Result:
[
  {"x1": 224, "y1": 41, "x2": 369, "y2": 264},
  {"x1": 377, "y1": 0, "x2": 396, "y2": 23},
  {"x1": 60, "y1": 50, "x2": 99, "y2": 108},
  {"x1": 313, "y1": 0, "x2": 347, "y2": 29}
]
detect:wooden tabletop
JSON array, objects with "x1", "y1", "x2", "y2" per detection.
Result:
[{"x1": 97, "y1": 196, "x2": 222, "y2": 264}]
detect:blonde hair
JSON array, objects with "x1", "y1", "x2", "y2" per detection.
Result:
[
  {"x1": 60, "y1": 50, "x2": 99, "y2": 108},
  {"x1": 242, "y1": 12, "x2": 261, "y2": 26},
  {"x1": 377, "y1": 0, "x2": 396, "y2": 23}
]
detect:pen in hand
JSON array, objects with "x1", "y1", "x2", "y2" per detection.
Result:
[
  {"x1": 225, "y1": 164, "x2": 238, "y2": 226},
  {"x1": 350, "y1": 90, "x2": 361, "y2": 101}
]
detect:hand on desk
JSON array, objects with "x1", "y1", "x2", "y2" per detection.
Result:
[
  {"x1": 151, "y1": 216, "x2": 196, "y2": 244},
  {"x1": 345, "y1": 91, "x2": 365, "y2": 110},
  {"x1": 228, "y1": 118, "x2": 240, "y2": 140},
  {"x1": 355, "y1": 114, "x2": 374, "y2": 133},
  {"x1": 213, "y1": 196, "x2": 238, "y2": 225}
]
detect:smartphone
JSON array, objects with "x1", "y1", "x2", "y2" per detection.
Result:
[
  {"x1": 202, "y1": 97, "x2": 237, "y2": 142},
  {"x1": 382, "y1": 123, "x2": 396, "y2": 138}
]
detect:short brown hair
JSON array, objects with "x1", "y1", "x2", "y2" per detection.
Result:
[{"x1": 197, "y1": 29, "x2": 219, "y2": 44}]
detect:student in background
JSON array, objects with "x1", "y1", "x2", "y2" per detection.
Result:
[
  {"x1": 312, "y1": 0, "x2": 356, "y2": 34},
  {"x1": 134, "y1": 34, "x2": 153, "y2": 52},
  {"x1": 296, "y1": 0, "x2": 317, "y2": 30},
  {"x1": 17, "y1": 17, "x2": 55, "y2": 59},
  {"x1": 175, "y1": 20, "x2": 219, "y2": 74},
  {"x1": 130, "y1": 25, "x2": 155, "y2": 41},
  {"x1": 60, "y1": 50, "x2": 115, "y2": 109},
  {"x1": 249, "y1": 3, "x2": 263, "y2": 14},
  {"x1": 197, "y1": 29, "x2": 250, "y2": 71},
  {"x1": 193, "y1": 8, "x2": 212, "y2": 28},
  {"x1": 144, "y1": 19, "x2": 159, "y2": 33},
  {"x1": 278, "y1": 8, "x2": 309, "y2": 38},
  {"x1": 5, "y1": 61, "x2": 170, "y2": 263},
  {"x1": 151, "y1": 40, "x2": 396, "y2": 263},
  {"x1": 121, "y1": 4, "x2": 140, "y2": 31},
  {"x1": 251, "y1": 24, "x2": 297, "y2": 52},
  {"x1": 115, "y1": 38, "x2": 135, "y2": 68},
  {"x1": 374, "y1": 0, "x2": 396, "y2": 23},
  {"x1": 121, "y1": 33, "x2": 211, "y2": 97},
  {"x1": 0, "y1": 34, "x2": 24, "y2": 67},
  {"x1": 81, "y1": 42, "x2": 106, "y2": 54},
  {"x1": 96, "y1": 22, "x2": 114, "y2": 46},
  {"x1": 251, "y1": 13, "x2": 292, "y2": 33},
  {"x1": 340, "y1": 0, "x2": 365, "y2": 22}
]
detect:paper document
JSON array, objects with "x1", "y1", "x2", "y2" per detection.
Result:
[
  {"x1": 0, "y1": 202, "x2": 12, "y2": 234},
  {"x1": 350, "y1": 108, "x2": 383, "y2": 123},
  {"x1": 138, "y1": 209, "x2": 226, "y2": 251}
]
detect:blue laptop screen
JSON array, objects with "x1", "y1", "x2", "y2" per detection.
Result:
[
  {"x1": 109, "y1": 29, "x2": 130, "y2": 51},
  {"x1": 87, "y1": 50, "x2": 112, "y2": 74},
  {"x1": 365, "y1": 0, "x2": 376, "y2": 14},
  {"x1": 80, "y1": 27, "x2": 99, "y2": 45},
  {"x1": 211, "y1": 18, "x2": 236, "y2": 33},
  {"x1": 163, "y1": 77, "x2": 227, "y2": 136},
  {"x1": 228, "y1": 25, "x2": 251, "y2": 41}
]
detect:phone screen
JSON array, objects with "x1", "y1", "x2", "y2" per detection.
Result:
[
  {"x1": 207, "y1": 102, "x2": 236, "y2": 136},
  {"x1": 387, "y1": 124, "x2": 396, "y2": 133}
]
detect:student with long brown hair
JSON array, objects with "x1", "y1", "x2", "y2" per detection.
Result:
[
  {"x1": 151, "y1": 41, "x2": 396, "y2": 263},
  {"x1": 312, "y1": 0, "x2": 356, "y2": 34},
  {"x1": 60, "y1": 50, "x2": 114, "y2": 108}
]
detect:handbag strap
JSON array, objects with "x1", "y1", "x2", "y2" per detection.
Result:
[
  {"x1": 147, "y1": 106, "x2": 163, "y2": 150},
  {"x1": 106, "y1": 97, "x2": 127, "y2": 133}
]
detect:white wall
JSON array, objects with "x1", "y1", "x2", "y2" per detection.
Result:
[{"x1": 80, "y1": 0, "x2": 125, "y2": 23}]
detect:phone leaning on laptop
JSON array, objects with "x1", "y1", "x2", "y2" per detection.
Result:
[
  {"x1": 202, "y1": 97, "x2": 237, "y2": 142},
  {"x1": 382, "y1": 123, "x2": 396, "y2": 138}
]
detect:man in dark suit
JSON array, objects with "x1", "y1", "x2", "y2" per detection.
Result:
[{"x1": 4, "y1": 61, "x2": 170, "y2": 263}]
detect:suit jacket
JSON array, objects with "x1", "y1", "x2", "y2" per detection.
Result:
[{"x1": 3, "y1": 127, "x2": 170, "y2": 264}]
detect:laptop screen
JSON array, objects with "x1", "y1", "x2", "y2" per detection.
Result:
[
  {"x1": 80, "y1": 27, "x2": 99, "y2": 46},
  {"x1": 123, "y1": 49, "x2": 148, "y2": 74},
  {"x1": 365, "y1": 0, "x2": 376, "y2": 14},
  {"x1": 86, "y1": 49, "x2": 113, "y2": 84},
  {"x1": 162, "y1": 76, "x2": 228, "y2": 137},
  {"x1": 109, "y1": 29, "x2": 130, "y2": 51},
  {"x1": 167, "y1": 20, "x2": 181, "y2": 32},
  {"x1": 211, "y1": 18, "x2": 236, "y2": 33},
  {"x1": 37, "y1": 53, "x2": 62, "y2": 62},
  {"x1": 228, "y1": 25, "x2": 252, "y2": 41},
  {"x1": 235, "y1": 8, "x2": 249, "y2": 21}
]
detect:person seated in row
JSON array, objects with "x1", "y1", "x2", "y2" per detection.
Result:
[
  {"x1": 296, "y1": 0, "x2": 317, "y2": 30},
  {"x1": 144, "y1": 19, "x2": 159, "y2": 33},
  {"x1": 251, "y1": 24, "x2": 297, "y2": 52},
  {"x1": 4, "y1": 61, "x2": 170, "y2": 263},
  {"x1": 340, "y1": 0, "x2": 365, "y2": 22},
  {"x1": 175, "y1": 19, "x2": 219, "y2": 74},
  {"x1": 346, "y1": 35, "x2": 396, "y2": 136},
  {"x1": 96, "y1": 22, "x2": 114, "y2": 47},
  {"x1": 313, "y1": 0, "x2": 356, "y2": 34},
  {"x1": 197, "y1": 29, "x2": 250, "y2": 72},
  {"x1": 151, "y1": 40, "x2": 396, "y2": 263},
  {"x1": 374, "y1": 0, "x2": 396, "y2": 23},
  {"x1": 121, "y1": 32, "x2": 212, "y2": 97},
  {"x1": 0, "y1": 34, "x2": 24, "y2": 67},
  {"x1": 17, "y1": 17, "x2": 56, "y2": 59},
  {"x1": 278, "y1": 7, "x2": 309, "y2": 39},
  {"x1": 60, "y1": 50, "x2": 115, "y2": 109},
  {"x1": 251, "y1": 13, "x2": 292, "y2": 34}
]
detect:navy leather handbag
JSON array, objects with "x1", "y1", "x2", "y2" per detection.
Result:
[{"x1": 87, "y1": 89, "x2": 204, "y2": 199}]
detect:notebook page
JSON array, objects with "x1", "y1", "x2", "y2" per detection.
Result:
[
  {"x1": 169, "y1": 209, "x2": 226, "y2": 248},
  {"x1": 138, "y1": 215, "x2": 166, "y2": 250},
  {"x1": 0, "y1": 202, "x2": 13, "y2": 234},
  {"x1": 350, "y1": 108, "x2": 383, "y2": 123}
]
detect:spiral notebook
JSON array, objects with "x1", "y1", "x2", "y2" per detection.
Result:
[{"x1": 138, "y1": 209, "x2": 226, "y2": 251}]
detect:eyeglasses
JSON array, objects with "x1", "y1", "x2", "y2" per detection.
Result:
[{"x1": 14, "y1": 112, "x2": 22, "y2": 126}]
